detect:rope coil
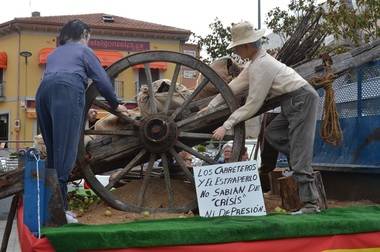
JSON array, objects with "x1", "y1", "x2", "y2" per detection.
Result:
[
  {"x1": 320, "y1": 79, "x2": 343, "y2": 146},
  {"x1": 312, "y1": 53, "x2": 343, "y2": 146}
]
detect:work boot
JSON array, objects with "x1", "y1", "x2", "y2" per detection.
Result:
[{"x1": 291, "y1": 202, "x2": 320, "y2": 215}]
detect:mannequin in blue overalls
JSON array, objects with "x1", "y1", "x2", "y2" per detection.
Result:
[{"x1": 36, "y1": 20, "x2": 129, "y2": 221}]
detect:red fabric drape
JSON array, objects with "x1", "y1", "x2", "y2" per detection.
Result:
[{"x1": 17, "y1": 201, "x2": 380, "y2": 252}]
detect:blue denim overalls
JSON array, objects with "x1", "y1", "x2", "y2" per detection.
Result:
[{"x1": 36, "y1": 72, "x2": 85, "y2": 209}]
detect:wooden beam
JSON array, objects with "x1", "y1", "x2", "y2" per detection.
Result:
[{"x1": 0, "y1": 169, "x2": 23, "y2": 200}]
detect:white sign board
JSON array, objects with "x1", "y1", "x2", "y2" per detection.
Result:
[
  {"x1": 183, "y1": 70, "x2": 197, "y2": 79},
  {"x1": 194, "y1": 160, "x2": 266, "y2": 217},
  {"x1": 183, "y1": 50, "x2": 196, "y2": 57}
]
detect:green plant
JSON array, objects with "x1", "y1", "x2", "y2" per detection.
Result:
[
  {"x1": 67, "y1": 189, "x2": 100, "y2": 215},
  {"x1": 9, "y1": 152, "x2": 19, "y2": 159},
  {"x1": 196, "y1": 144, "x2": 206, "y2": 153}
]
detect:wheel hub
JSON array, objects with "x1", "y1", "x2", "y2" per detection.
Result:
[{"x1": 140, "y1": 115, "x2": 177, "y2": 153}]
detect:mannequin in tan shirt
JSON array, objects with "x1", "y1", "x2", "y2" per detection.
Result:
[{"x1": 201, "y1": 21, "x2": 321, "y2": 214}]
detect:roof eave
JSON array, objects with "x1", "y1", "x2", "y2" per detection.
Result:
[{"x1": 0, "y1": 20, "x2": 191, "y2": 41}]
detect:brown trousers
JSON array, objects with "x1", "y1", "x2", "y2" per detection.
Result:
[
  {"x1": 258, "y1": 112, "x2": 280, "y2": 192},
  {"x1": 265, "y1": 85, "x2": 319, "y2": 203}
]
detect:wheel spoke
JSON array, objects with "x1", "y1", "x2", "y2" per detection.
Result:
[
  {"x1": 169, "y1": 148, "x2": 194, "y2": 184},
  {"x1": 137, "y1": 153, "x2": 156, "y2": 207},
  {"x1": 160, "y1": 153, "x2": 174, "y2": 208},
  {"x1": 144, "y1": 63, "x2": 158, "y2": 114},
  {"x1": 170, "y1": 77, "x2": 209, "y2": 121},
  {"x1": 81, "y1": 162, "x2": 141, "y2": 212},
  {"x1": 175, "y1": 140, "x2": 217, "y2": 165},
  {"x1": 93, "y1": 100, "x2": 140, "y2": 127},
  {"x1": 163, "y1": 63, "x2": 181, "y2": 114},
  {"x1": 105, "y1": 149, "x2": 147, "y2": 190},
  {"x1": 179, "y1": 131, "x2": 234, "y2": 140},
  {"x1": 84, "y1": 129, "x2": 137, "y2": 136}
]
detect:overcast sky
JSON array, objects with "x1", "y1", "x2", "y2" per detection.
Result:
[{"x1": 0, "y1": 0, "x2": 291, "y2": 36}]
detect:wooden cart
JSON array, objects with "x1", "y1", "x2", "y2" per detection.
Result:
[{"x1": 1, "y1": 39, "x2": 379, "y2": 212}]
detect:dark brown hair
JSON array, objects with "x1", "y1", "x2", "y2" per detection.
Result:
[{"x1": 58, "y1": 19, "x2": 91, "y2": 46}]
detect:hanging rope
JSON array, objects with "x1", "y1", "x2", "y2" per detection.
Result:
[
  {"x1": 320, "y1": 79, "x2": 342, "y2": 145},
  {"x1": 311, "y1": 54, "x2": 343, "y2": 146}
]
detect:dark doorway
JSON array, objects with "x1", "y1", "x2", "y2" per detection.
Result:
[
  {"x1": 0, "y1": 114, "x2": 9, "y2": 148},
  {"x1": 138, "y1": 68, "x2": 159, "y2": 88}
]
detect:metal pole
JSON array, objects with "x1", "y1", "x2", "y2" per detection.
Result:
[
  {"x1": 357, "y1": 66, "x2": 362, "y2": 117},
  {"x1": 24, "y1": 59, "x2": 28, "y2": 145},
  {"x1": 258, "y1": 0, "x2": 261, "y2": 29},
  {"x1": 0, "y1": 195, "x2": 19, "y2": 252},
  {"x1": 16, "y1": 29, "x2": 21, "y2": 150}
]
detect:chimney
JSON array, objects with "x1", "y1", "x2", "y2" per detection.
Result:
[
  {"x1": 31, "y1": 11, "x2": 40, "y2": 17},
  {"x1": 102, "y1": 15, "x2": 114, "y2": 23}
]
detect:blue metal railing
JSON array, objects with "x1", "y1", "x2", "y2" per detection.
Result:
[{"x1": 313, "y1": 60, "x2": 380, "y2": 170}]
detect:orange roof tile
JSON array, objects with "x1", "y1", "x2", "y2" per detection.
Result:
[{"x1": 0, "y1": 13, "x2": 191, "y2": 40}]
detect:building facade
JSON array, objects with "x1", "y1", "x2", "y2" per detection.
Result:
[{"x1": 0, "y1": 13, "x2": 197, "y2": 149}]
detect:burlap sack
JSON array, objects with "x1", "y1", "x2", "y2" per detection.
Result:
[
  {"x1": 93, "y1": 107, "x2": 140, "y2": 131},
  {"x1": 34, "y1": 134, "x2": 47, "y2": 159},
  {"x1": 137, "y1": 79, "x2": 192, "y2": 117},
  {"x1": 195, "y1": 57, "x2": 243, "y2": 99}
]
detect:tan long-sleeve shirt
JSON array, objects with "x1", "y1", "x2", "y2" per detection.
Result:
[{"x1": 208, "y1": 49, "x2": 308, "y2": 130}]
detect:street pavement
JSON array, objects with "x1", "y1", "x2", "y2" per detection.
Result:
[{"x1": 0, "y1": 197, "x2": 20, "y2": 251}]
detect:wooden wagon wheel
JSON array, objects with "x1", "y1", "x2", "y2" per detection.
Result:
[{"x1": 77, "y1": 51, "x2": 245, "y2": 213}]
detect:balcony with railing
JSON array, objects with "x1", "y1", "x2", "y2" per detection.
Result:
[
  {"x1": 95, "y1": 79, "x2": 128, "y2": 105},
  {"x1": 113, "y1": 79, "x2": 124, "y2": 99}
]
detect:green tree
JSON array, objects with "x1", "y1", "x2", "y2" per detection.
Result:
[
  {"x1": 323, "y1": 0, "x2": 380, "y2": 46},
  {"x1": 193, "y1": 17, "x2": 232, "y2": 63},
  {"x1": 195, "y1": 0, "x2": 379, "y2": 64},
  {"x1": 266, "y1": 0, "x2": 318, "y2": 43},
  {"x1": 268, "y1": 1, "x2": 326, "y2": 65},
  {"x1": 266, "y1": 0, "x2": 380, "y2": 57}
]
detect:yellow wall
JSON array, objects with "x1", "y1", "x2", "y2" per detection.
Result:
[
  {"x1": 152, "y1": 39, "x2": 181, "y2": 84},
  {"x1": 0, "y1": 30, "x2": 182, "y2": 150},
  {"x1": 0, "y1": 32, "x2": 57, "y2": 149},
  {"x1": 20, "y1": 32, "x2": 57, "y2": 147},
  {"x1": 114, "y1": 39, "x2": 181, "y2": 101},
  {"x1": 19, "y1": 32, "x2": 57, "y2": 97},
  {"x1": 0, "y1": 33, "x2": 24, "y2": 149}
]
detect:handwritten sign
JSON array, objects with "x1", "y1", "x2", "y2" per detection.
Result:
[{"x1": 194, "y1": 160, "x2": 266, "y2": 217}]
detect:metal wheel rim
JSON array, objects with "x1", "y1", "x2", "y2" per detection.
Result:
[{"x1": 77, "y1": 50, "x2": 245, "y2": 213}]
